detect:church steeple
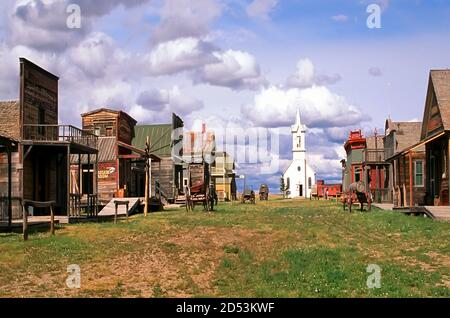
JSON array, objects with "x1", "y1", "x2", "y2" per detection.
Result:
[{"x1": 292, "y1": 108, "x2": 306, "y2": 159}]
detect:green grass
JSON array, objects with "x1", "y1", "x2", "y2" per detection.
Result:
[{"x1": 0, "y1": 199, "x2": 449, "y2": 297}]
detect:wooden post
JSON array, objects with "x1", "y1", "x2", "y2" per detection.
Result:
[
  {"x1": 144, "y1": 136, "x2": 150, "y2": 217},
  {"x1": 7, "y1": 146, "x2": 12, "y2": 230},
  {"x1": 67, "y1": 146, "x2": 71, "y2": 217},
  {"x1": 114, "y1": 202, "x2": 118, "y2": 224},
  {"x1": 126, "y1": 202, "x2": 129, "y2": 221},
  {"x1": 22, "y1": 203, "x2": 28, "y2": 241},
  {"x1": 50, "y1": 204, "x2": 55, "y2": 236},
  {"x1": 409, "y1": 151, "x2": 413, "y2": 207}
]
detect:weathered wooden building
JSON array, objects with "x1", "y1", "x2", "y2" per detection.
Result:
[
  {"x1": 79, "y1": 108, "x2": 159, "y2": 204},
  {"x1": 412, "y1": 70, "x2": 450, "y2": 206},
  {"x1": 0, "y1": 58, "x2": 98, "y2": 220},
  {"x1": 211, "y1": 152, "x2": 236, "y2": 201},
  {"x1": 342, "y1": 130, "x2": 390, "y2": 202},
  {"x1": 384, "y1": 120, "x2": 426, "y2": 207},
  {"x1": 132, "y1": 114, "x2": 184, "y2": 202}
]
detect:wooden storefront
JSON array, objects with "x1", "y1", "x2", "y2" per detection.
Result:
[{"x1": 0, "y1": 58, "x2": 98, "y2": 220}]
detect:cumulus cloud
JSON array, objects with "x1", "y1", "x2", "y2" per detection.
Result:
[
  {"x1": 134, "y1": 86, "x2": 204, "y2": 122},
  {"x1": 286, "y1": 58, "x2": 341, "y2": 88},
  {"x1": 147, "y1": 37, "x2": 217, "y2": 76},
  {"x1": 151, "y1": 0, "x2": 222, "y2": 44},
  {"x1": 241, "y1": 85, "x2": 368, "y2": 128},
  {"x1": 7, "y1": 0, "x2": 149, "y2": 52},
  {"x1": 246, "y1": 0, "x2": 278, "y2": 20},
  {"x1": 194, "y1": 49, "x2": 267, "y2": 90}
]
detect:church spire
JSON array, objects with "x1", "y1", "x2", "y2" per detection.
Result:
[{"x1": 296, "y1": 108, "x2": 301, "y2": 126}]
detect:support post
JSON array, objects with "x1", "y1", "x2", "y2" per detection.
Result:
[
  {"x1": 22, "y1": 203, "x2": 28, "y2": 241},
  {"x1": 114, "y1": 202, "x2": 118, "y2": 224},
  {"x1": 7, "y1": 146, "x2": 12, "y2": 230},
  {"x1": 409, "y1": 151, "x2": 414, "y2": 208},
  {"x1": 50, "y1": 204, "x2": 55, "y2": 236},
  {"x1": 144, "y1": 136, "x2": 150, "y2": 217},
  {"x1": 67, "y1": 146, "x2": 70, "y2": 217}
]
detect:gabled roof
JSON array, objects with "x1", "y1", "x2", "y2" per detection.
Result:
[
  {"x1": 132, "y1": 124, "x2": 172, "y2": 156},
  {"x1": 392, "y1": 121, "x2": 423, "y2": 153},
  {"x1": 420, "y1": 70, "x2": 450, "y2": 140}
]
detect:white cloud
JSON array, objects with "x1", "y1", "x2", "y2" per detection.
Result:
[
  {"x1": 286, "y1": 58, "x2": 341, "y2": 88},
  {"x1": 151, "y1": 0, "x2": 222, "y2": 44},
  {"x1": 241, "y1": 85, "x2": 368, "y2": 128},
  {"x1": 246, "y1": 0, "x2": 278, "y2": 20},
  {"x1": 195, "y1": 49, "x2": 267, "y2": 90},
  {"x1": 147, "y1": 37, "x2": 216, "y2": 76}
]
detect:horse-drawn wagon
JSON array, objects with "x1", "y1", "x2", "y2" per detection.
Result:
[
  {"x1": 342, "y1": 181, "x2": 372, "y2": 212},
  {"x1": 259, "y1": 184, "x2": 269, "y2": 201},
  {"x1": 241, "y1": 189, "x2": 256, "y2": 204},
  {"x1": 185, "y1": 162, "x2": 215, "y2": 212}
]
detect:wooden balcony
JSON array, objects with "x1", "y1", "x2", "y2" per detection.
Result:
[
  {"x1": 22, "y1": 125, "x2": 98, "y2": 153},
  {"x1": 363, "y1": 149, "x2": 390, "y2": 164}
]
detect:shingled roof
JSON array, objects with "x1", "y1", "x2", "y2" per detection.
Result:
[
  {"x1": 0, "y1": 100, "x2": 20, "y2": 141},
  {"x1": 420, "y1": 70, "x2": 450, "y2": 140}
]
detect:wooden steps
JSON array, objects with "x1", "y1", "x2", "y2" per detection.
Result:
[
  {"x1": 424, "y1": 206, "x2": 450, "y2": 221},
  {"x1": 98, "y1": 198, "x2": 141, "y2": 217}
]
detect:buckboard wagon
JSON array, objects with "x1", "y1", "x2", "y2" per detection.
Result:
[
  {"x1": 185, "y1": 162, "x2": 215, "y2": 212},
  {"x1": 342, "y1": 181, "x2": 372, "y2": 212},
  {"x1": 241, "y1": 189, "x2": 256, "y2": 204},
  {"x1": 259, "y1": 184, "x2": 269, "y2": 201}
]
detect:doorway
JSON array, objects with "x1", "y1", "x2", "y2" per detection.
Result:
[{"x1": 299, "y1": 184, "x2": 303, "y2": 197}]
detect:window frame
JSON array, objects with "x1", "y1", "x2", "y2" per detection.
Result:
[{"x1": 414, "y1": 159, "x2": 424, "y2": 187}]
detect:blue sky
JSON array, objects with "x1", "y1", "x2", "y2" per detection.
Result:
[{"x1": 1, "y1": 0, "x2": 450, "y2": 192}]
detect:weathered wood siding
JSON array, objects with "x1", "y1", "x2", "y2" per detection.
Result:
[
  {"x1": 394, "y1": 152, "x2": 427, "y2": 206},
  {"x1": 82, "y1": 110, "x2": 118, "y2": 137},
  {"x1": 151, "y1": 156, "x2": 174, "y2": 199},
  {"x1": 98, "y1": 161, "x2": 118, "y2": 202},
  {"x1": 0, "y1": 148, "x2": 22, "y2": 219}
]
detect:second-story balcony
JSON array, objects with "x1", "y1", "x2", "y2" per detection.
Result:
[
  {"x1": 23, "y1": 124, "x2": 98, "y2": 152},
  {"x1": 363, "y1": 148, "x2": 391, "y2": 163}
]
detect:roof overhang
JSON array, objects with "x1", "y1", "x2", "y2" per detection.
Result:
[{"x1": 386, "y1": 131, "x2": 446, "y2": 160}]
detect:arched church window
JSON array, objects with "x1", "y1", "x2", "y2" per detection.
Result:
[
  {"x1": 297, "y1": 136, "x2": 301, "y2": 148},
  {"x1": 308, "y1": 177, "x2": 312, "y2": 189},
  {"x1": 286, "y1": 178, "x2": 290, "y2": 188},
  {"x1": 297, "y1": 166, "x2": 301, "y2": 172}
]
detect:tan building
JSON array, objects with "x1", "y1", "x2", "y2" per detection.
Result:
[{"x1": 211, "y1": 152, "x2": 236, "y2": 201}]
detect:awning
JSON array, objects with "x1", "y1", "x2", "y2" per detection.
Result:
[{"x1": 386, "y1": 131, "x2": 446, "y2": 161}]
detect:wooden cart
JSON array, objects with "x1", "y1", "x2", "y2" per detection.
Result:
[
  {"x1": 342, "y1": 181, "x2": 372, "y2": 212},
  {"x1": 241, "y1": 189, "x2": 256, "y2": 204},
  {"x1": 259, "y1": 184, "x2": 269, "y2": 201},
  {"x1": 185, "y1": 162, "x2": 215, "y2": 212}
]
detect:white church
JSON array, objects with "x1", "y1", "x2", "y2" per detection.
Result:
[{"x1": 283, "y1": 109, "x2": 316, "y2": 198}]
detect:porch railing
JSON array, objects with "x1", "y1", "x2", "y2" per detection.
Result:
[
  {"x1": 371, "y1": 188, "x2": 392, "y2": 203},
  {"x1": 363, "y1": 149, "x2": 389, "y2": 163},
  {"x1": 23, "y1": 125, "x2": 98, "y2": 150}
]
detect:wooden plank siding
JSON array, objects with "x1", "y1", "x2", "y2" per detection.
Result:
[{"x1": 0, "y1": 148, "x2": 21, "y2": 219}]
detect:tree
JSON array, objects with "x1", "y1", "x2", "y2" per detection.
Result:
[{"x1": 280, "y1": 175, "x2": 288, "y2": 199}]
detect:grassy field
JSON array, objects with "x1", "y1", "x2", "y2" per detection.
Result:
[{"x1": 0, "y1": 198, "x2": 449, "y2": 298}]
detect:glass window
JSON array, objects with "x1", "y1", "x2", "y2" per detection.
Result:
[
  {"x1": 414, "y1": 160, "x2": 423, "y2": 186},
  {"x1": 354, "y1": 168, "x2": 361, "y2": 182}
]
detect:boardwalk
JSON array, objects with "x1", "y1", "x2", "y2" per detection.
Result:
[{"x1": 98, "y1": 198, "x2": 141, "y2": 217}]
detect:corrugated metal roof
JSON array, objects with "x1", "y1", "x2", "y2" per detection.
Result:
[
  {"x1": 71, "y1": 137, "x2": 116, "y2": 163},
  {"x1": 132, "y1": 124, "x2": 172, "y2": 156}
]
